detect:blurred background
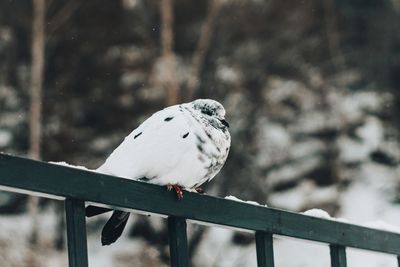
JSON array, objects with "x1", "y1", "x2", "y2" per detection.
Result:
[{"x1": 1, "y1": 0, "x2": 400, "y2": 266}]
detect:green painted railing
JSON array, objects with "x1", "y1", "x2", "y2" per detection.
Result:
[{"x1": 0, "y1": 153, "x2": 399, "y2": 267}]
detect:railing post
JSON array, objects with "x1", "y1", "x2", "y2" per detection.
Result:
[
  {"x1": 255, "y1": 231, "x2": 274, "y2": 267},
  {"x1": 330, "y1": 244, "x2": 347, "y2": 267},
  {"x1": 65, "y1": 198, "x2": 88, "y2": 267},
  {"x1": 168, "y1": 216, "x2": 189, "y2": 267},
  {"x1": 397, "y1": 255, "x2": 400, "y2": 267}
]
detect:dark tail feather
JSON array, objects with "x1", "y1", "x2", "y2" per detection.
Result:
[
  {"x1": 101, "y1": 211, "x2": 130, "y2": 246},
  {"x1": 85, "y1": 205, "x2": 113, "y2": 217}
]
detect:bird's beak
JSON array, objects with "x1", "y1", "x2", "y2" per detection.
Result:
[{"x1": 220, "y1": 119, "x2": 230, "y2": 128}]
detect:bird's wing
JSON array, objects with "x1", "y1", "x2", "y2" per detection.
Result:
[{"x1": 97, "y1": 105, "x2": 201, "y2": 182}]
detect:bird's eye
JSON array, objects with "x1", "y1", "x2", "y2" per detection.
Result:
[{"x1": 201, "y1": 109, "x2": 213, "y2": 116}]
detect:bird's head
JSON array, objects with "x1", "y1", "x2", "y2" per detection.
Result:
[{"x1": 190, "y1": 99, "x2": 230, "y2": 129}]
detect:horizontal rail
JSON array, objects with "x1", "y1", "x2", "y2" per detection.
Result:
[{"x1": 0, "y1": 154, "x2": 400, "y2": 255}]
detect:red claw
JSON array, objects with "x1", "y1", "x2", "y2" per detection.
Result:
[{"x1": 167, "y1": 184, "x2": 184, "y2": 200}]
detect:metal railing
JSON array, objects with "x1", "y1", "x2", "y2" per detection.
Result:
[{"x1": 0, "y1": 153, "x2": 399, "y2": 267}]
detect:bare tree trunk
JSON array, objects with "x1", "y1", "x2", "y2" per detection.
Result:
[
  {"x1": 186, "y1": 0, "x2": 222, "y2": 100},
  {"x1": 160, "y1": 0, "x2": 179, "y2": 105},
  {"x1": 29, "y1": 0, "x2": 46, "y2": 245}
]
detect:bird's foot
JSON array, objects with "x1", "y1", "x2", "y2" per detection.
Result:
[
  {"x1": 167, "y1": 184, "x2": 184, "y2": 200},
  {"x1": 195, "y1": 187, "x2": 204, "y2": 194}
]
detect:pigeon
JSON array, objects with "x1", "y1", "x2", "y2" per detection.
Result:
[{"x1": 86, "y1": 99, "x2": 231, "y2": 245}]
